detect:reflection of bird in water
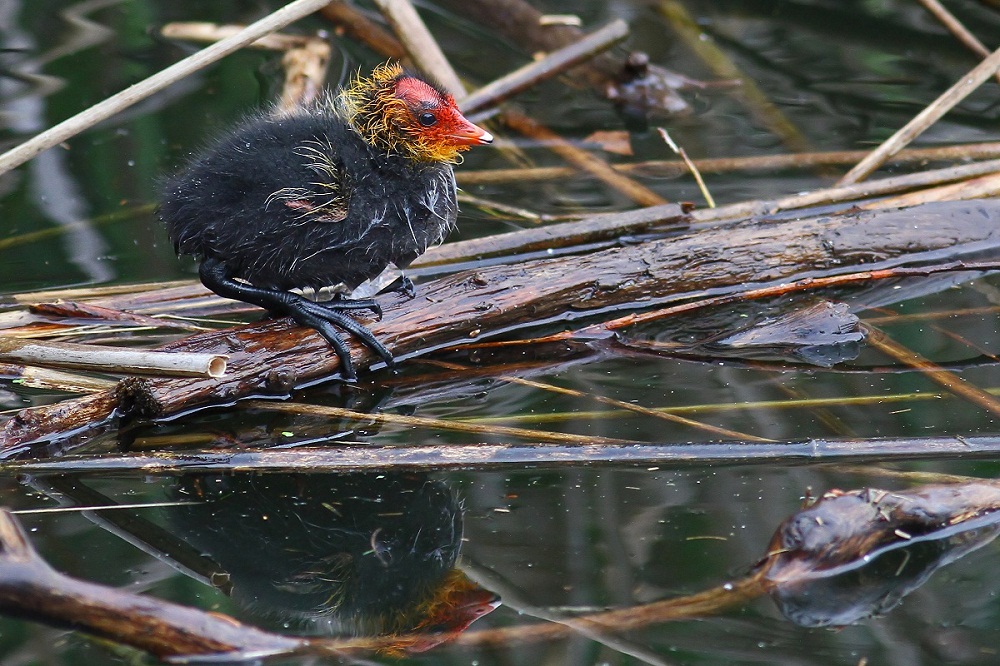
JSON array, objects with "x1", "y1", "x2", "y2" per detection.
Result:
[
  {"x1": 168, "y1": 472, "x2": 497, "y2": 650},
  {"x1": 159, "y1": 62, "x2": 492, "y2": 377}
]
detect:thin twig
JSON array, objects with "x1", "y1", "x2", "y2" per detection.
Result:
[
  {"x1": 502, "y1": 109, "x2": 668, "y2": 206},
  {"x1": 0, "y1": 0, "x2": 333, "y2": 175},
  {"x1": 864, "y1": 324, "x2": 1000, "y2": 418},
  {"x1": 656, "y1": 127, "x2": 715, "y2": 208},
  {"x1": 241, "y1": 400, "x2": 642, "y2": 446},
  {"x1": 419, "y1": 359, "x2": 771, "y2": 442},
  {"x1": 460, "y1": 19, "x2": 629, "y2": 114},
  {"x1": 456, "y1": 142, "x2": 1000, "y2": 186},
  {"x1": 838, "y1": 44, "x2": 1000, "y2": 185}
]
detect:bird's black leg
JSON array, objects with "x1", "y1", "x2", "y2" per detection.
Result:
[{"x1": 199, "y1": 258, "x2": 394, "y2": 378}]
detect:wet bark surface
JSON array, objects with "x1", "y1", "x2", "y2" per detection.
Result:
[{"x1": 3, "y1": 200, "x2": 1000, "y2": 450}]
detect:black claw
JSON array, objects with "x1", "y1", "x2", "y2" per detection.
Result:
[
  {"x1": 321, "y1": 295, "x2": 382, "y2": 320},
  {"x1": 200, "y1": 258, "x2": 394, "y2": 377},
  {"x1": 378, "y1": 275, "x2": 416, "y2": 300}
]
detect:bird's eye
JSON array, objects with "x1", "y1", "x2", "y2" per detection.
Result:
[{"x1": 418, "y1": 112, "x2": 437, "y2": 127}]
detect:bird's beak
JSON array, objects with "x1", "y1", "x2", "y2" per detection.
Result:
[{"x1": 449, "y1": 113, "x2": 494, "y2": 146}]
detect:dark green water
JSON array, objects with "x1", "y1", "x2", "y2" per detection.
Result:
[{"x1": 3, "y1": 1, "x2": 1000, "y2": 664}]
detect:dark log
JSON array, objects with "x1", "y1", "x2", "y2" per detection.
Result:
[
  {"x1": 3, "y1": 200, "x2": 1000, "y2": 450},
  {"x1": 759, "y1": 482, "x2": 1000, "y2": 627},
  {"x1": 762, "y1": 482, "x2": 1000, "y2": 580}
]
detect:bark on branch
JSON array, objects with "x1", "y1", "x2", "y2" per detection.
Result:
[{"x1": 2, "y1": 200, "x2": 1000, "y2": 451}]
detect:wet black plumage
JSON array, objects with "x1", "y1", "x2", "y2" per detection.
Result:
[{"x1": 159, "y1": 63, "x2": 492, "y2": 377}]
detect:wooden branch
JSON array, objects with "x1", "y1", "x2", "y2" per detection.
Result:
[
  {"x1": 3, "y1": 199, "x2": 1000, "y2": 450},
  {"x1": 0, "y1": 509, "x2": 301, "y2": 660}
]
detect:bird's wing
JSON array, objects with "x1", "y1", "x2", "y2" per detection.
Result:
[{"x1": 264, "y1": 138, "x2": 351, "y2": 224}]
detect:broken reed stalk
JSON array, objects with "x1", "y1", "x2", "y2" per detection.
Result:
[
  {"x1": 240, "y1": 400, "x2": 640, "y2": 446},
  {"x1": 656, "y1": 0, "x2": 813, "y2": 155},
  {"x1": 4, "y1": 280, "x2": 193, "y2": 305},
  {"x1": 916, "y1": 0, "x2": 1000, "y2": 84},
  {"x1": 10, "y1": 435, "x2": 1000, "y2": 473},
  {"x1": 0, "y1": 337, "x2": 226, "y2": 378},
  {"x1": 865, "y1": 170, "x2": 1000, "y2": 208},
  {"x1": 373, "y1": 0, "x2": 466, "y2": 95},
  {"x1": 501, "y1": 109, "x2": 668, "y2": 206},
  {"x1": 460, "y1": 19, "x2": 630, "y2": 114},
  {"x1": 690, "y1": 158, "x2": 1000, "y2": 224},
  {"x1": 0, "y1": 0, "x2": 332, "y2": 175},
  {"x1": 455, "y1": 142, "x2": 1000, "y2": 185},
  {"x1": 158, "y1": 21, "x2": 322, "y2": 50},
  {"x1": 838, "y1": 44, "x2": 1000, "y2": 185},
  {"x1": 160, "y1": 22, "x2": 331, "y2": 110},
  {"x1": 760, "y1": 158, "x2": 1000, "y2": 214},
  {"x1": 864, "y1": 324, "x2": 1000, "y2": 418},
  {"x1": 0, "y1": 363, "x2": 115, "y2": 393},
  {"x1": 419, "y1": 359, "x2": 770, "y2": 442}
]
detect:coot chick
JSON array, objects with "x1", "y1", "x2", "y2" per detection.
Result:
[{"x1": 160, "y1": 63, "x2": 492, "y2": 377}]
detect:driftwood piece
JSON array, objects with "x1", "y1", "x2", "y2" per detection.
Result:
[{"x1": 3, "y1": 200, "x2": 1000, "y2": 450}]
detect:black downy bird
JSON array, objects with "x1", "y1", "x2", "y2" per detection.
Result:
[{"x1": 160, "y1": 62, "x2": 492, "y2": 377}]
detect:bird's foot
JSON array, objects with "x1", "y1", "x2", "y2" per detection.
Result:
[
  {"x1": 283, "y1": 298, "x2": 394, "y2": 377},
  {"x1": 377, "y1": 275, "x2": 416, "y2": 300},
  {"x1": 199, "y1": 258, "x2": 393, "y2": 379},
  {"x1": 319, "y1": 294, "x2": 383, "y2": 320}
]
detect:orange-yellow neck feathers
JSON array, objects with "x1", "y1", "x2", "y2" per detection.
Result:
[{"x1": 336, "y1": 62, "x2": 492, "y2": 164}]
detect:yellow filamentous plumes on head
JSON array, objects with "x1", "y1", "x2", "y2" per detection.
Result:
[{"x1": 336, "y1": 62, "x2": 464, "y2": 164}]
